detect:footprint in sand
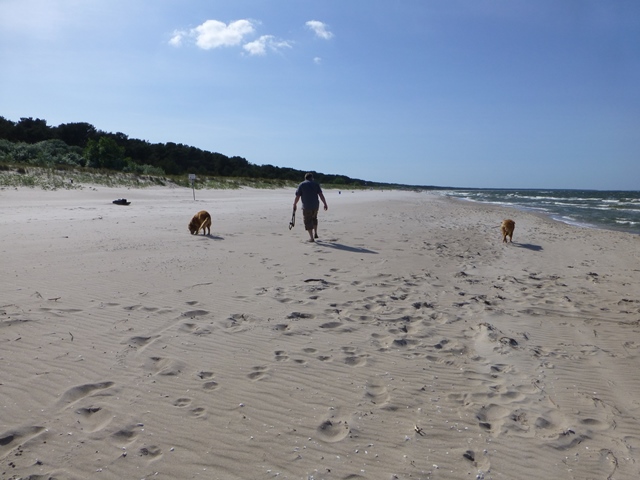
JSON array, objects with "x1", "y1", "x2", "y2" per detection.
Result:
[
  {"x1": 287, "y1": 312, "x2": 315, "y2": 319},
  {"x1": 0, "y1": 426, "x2": 46, "y2": 458},
  {"x1": 319, "y1": 321, "x2": 342, "y2": 329},
  {"x1": 110, "y1": 425, "x2": 142, "y2": 446},
  {"x1": 371, "y1": 332, "x2": 393, "y2": 350},
  {"x1": 433, "y1": 337, "x2": 468, "y2": 355},
  {"x1": 75, "y1": 405, "x2": 112, "y2": 433},
  {"x1": 182, "y1": 309, "x2": 210, "y2": 318},
  {"x1": 57, "y1": 381, "x2": 115, "y2": 407},
  {"x1": 476, "y1": 404, "x2": 512, "y2": 432},
  {"x1": 489, "y1": 363, "x2": 515, "y2": 375},
  {"x1": 189, "y1": 407, "x2": 207, "y2": 419},
  {"x1": 197, "y1": 371, "x2": 219, "y2": 390},
  {"x1": 179, "y1": 322, "x2": 213, "y2": 336},
  {"x1": 342, "y1": 346, "x2": 368, "y2": 367},
  {"x1": 344, "y1": 354, "x2": 368, "y2": 367},
  {"x1": 248, "y1": 365, "x2": 270, "y2": 381},
  {"x1": 173, "y1": 397, "x2": 192, "y2": 407},
  {"x1": 125, "y1": 335, "x2": 159, "y2": 351},
  {"x1": 222, "y1": 313, "x2": 261, "y2": 333},
  {"x1": 364, "y1": 379, "x2": 390, "y2": 405},
  {"x1": 275, "y1": 297, "x2": 301, "y2": 305},
  {"x1": 139, "y1": 445, "x2": 163, "y2": 460},
  {"x1": 179, "y1": 322, "x2": 197, "y2": 332},
  {"x1": 316, "y1": 419, "x2": 350, "y2": 443},
  {"x1": 391, "y1": 337, "x2": 419, "y2": 348},
  {"x1": 274, "y1": 350, "x2": 290, "y2": 361},
  {"x1": 144, "y1": 356, "x2": 185, "y2": 376},
  {"x1": 203, "y1": 380, "x2": 219, "y2": 390}
]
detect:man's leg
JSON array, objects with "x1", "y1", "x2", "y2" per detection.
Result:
[
  {"x1": 303, "y1": 209, "x2": 317, "y2": 242},
  {"x1": 313, "y1": 212, "x2": 319, "y2": 239}
]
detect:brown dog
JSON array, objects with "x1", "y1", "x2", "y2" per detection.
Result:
[
  {"x1": 188, "y1": 210, "x2": 211, "y2": 235},
  {"x1": 501, "y1": 219, "x2": 515, "y2": 243}
]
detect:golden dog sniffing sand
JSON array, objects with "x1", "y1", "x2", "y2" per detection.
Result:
[
  {"x1": 188, "y1": 210, "x2": 211, "y2": 235},
  {"x1": 501, "y1": 219, "x2": 515, "y2": 243}
]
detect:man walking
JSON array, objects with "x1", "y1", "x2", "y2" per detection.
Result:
[{"x1": 293, "y1": 172, "x2": 328, "y2": 242}]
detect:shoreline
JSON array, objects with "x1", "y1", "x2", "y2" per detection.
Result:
[
  {"x1": 2, "y1": 186, "x2": 640, "y2": 479},
  {"x1": 443, "y1": 192, "x2": 640, "y2": 236}
]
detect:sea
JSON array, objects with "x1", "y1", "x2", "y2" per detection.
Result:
[{"x1": 441, "y1": 189, "x2": 640, "y2": 235}]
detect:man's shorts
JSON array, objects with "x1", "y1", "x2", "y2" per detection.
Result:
[{"x1": 302, "y1": 209, "x2": 319, "y2": 230}]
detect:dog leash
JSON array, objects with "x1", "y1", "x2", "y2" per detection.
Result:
[{"x1": 289, "y1": 209, "x2": 296, "y2": 230}]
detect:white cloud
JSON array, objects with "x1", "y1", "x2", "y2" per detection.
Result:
[
  {"x1": 194, "y1": 19, "x2": 255, "y2": 49},
  {"x1": 305, "y1": 20, "x2": 333, "y2": 40},
  {"x1": 313, "y1": 57, "x2": 322, "y2": 65},
  {"x1": 169, "y1": 19, "x2": 256, "y2": 50},
  {"x1": 243, "y1": 35, "x2": 292, "y2": 56},
  {"x1": 169, "y1": 31, "x2": 184, "y2": 47},
  {"x1": 243, "y1": 35, "x2": 270, "y2": 56}
]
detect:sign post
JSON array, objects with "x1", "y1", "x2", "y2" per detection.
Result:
[{"x1": 188, "y1": 174, "x2": 196, "y2": 201}]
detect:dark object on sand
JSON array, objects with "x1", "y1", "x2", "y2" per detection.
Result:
[
  {"x1": 112, "y1": 198, "x2": 131, "y2": 205},
  {"x1": 289, "y1": 209, "x2": 296, "y2": 230}
]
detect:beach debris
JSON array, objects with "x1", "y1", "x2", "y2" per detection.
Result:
[
  {"x1": 112, "y1": 198, "x2": 131, "y2": 205},
  {"x1": 414, "y1": 425, "x2": 425, "y2": 436},
  {"x1": 463, "y1": 450, "x2": 475, "y2": 461}
]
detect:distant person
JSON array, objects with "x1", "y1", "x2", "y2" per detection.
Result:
[{"x1": 293, "y1": 172, "x2": 328, "y2": 242}]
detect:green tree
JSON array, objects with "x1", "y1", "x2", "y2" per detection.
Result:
[
  {"x1": 84, "y1": 136, "x2": 126, "y2": 170},
  {"x1": 14, "y1": 117, "x2": 51, "y2": 143},
  {"x1": 55, "y1": 122, "x2": 98, "y2": 148},
  {"x1": 0, "y1": 117, "x2": 16, "y2": 140}
]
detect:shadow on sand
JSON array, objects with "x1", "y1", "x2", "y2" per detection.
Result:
[
  {"x1": 200, "y1": 235, "x2": 224, "y2": 240},
  {"x1": 318, "y1": 241, "x2": 378, "y2": 254},
  {"x1": 513, "y1": 243, "x2": 543, "y2": 251}
]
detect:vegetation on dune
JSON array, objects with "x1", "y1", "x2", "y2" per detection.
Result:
[
  {"x1": 0, "y1": 115, "x2": 440, "y2": 190},
  {"x1": 0, "y1": 163, "x2": 303, "y2": 191}
]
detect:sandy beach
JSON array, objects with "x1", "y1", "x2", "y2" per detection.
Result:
[{"x1": 1, "y1": 185, "x2": 640, "y2": 480}]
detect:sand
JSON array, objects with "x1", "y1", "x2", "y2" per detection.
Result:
[{"x1": 1, "y1": 184, "x2": 640, "y2": 480}]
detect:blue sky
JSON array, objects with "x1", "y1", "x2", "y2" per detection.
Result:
[{"x1": 1, "y1": 0, "x2": 639, "y2": 189}]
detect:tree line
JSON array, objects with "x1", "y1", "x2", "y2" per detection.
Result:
[{"x1": 0, "y1": 116, "x2": 380, "y2": 186}]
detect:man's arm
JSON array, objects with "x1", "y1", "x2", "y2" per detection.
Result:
[
  {"x1": 319, "y1": 192, "x2": 328, "y2": 211},
  {"x1": 293, "y1": 194, "x2": 301, "y2": 210}
]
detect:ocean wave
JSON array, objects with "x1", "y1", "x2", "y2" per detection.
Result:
[{"x1": 443, "y1": 189, "x2": 640, "y2": 235}]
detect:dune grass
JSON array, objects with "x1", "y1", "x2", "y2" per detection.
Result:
[{"x1": 0, "y1": 164, "x2": 305, "y2": 191}]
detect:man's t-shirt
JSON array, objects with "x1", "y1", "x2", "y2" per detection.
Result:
[{"x1": 296, "y1": 180, "x2": 322, "y2": 210}]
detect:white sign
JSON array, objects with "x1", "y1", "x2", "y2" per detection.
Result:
[{"x1": 189, "y1": 174, "x2": 196, "y2": 200}]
